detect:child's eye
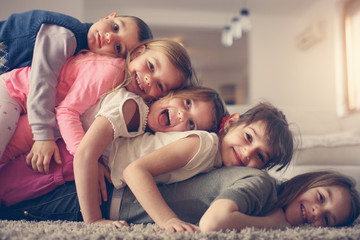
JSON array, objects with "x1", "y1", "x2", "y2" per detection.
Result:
[
  {"x1": 324, "y1": 216, "x2": 329, "y2": 226},
  {"x1": 148, "y1": 61, "x2": 155, "y2": 72},
  {"x1": 246, "y1": 133, "x2": 252, "y2": 142},
  {"x1": 157, "y1": 82, "x2": 164, "y2": 92},
  {"x1": 189, "y1": 120, "x2": 195, "y2": 130},
  {"x1": 257, "y1": 153, "x2": 265, "y2": 163},
  {"x1": 185, "y1": 99, "x2": 192, "y2": 108},
  {"x1": 115, "y1": 44, "x2": 122, "y2": 55},
  {"x1": 113, "y1": 24, "x2": 119, "y2": 32},
  {"x1": 318, "y1": 192, "x2": 325, "y2": 203}
]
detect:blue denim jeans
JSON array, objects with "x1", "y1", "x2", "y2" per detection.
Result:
[
  {"x1": 1, "y1": 167, "x2": 272, "y2": 224},
  {"x1": 0, "y1": 181, "x2": 112, "y2": 221}
]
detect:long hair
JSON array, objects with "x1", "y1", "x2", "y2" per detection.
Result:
[
  {"x1": 276, "y1": 171, "x2": 360, "y2": 226},
  {"x1": 122, "y1": 39, "x2": 198, "y2": 91},
  {"x1": 163, "y1": 86, "x2": 229, "y2": 132}
]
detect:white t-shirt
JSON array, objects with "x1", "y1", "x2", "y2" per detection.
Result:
[
  {"x1": 81, "y1": 88, "x2": 149, "y2": 158},
  {"x1": 107, "y1": 130, "x2": 222, "y2": 189}
]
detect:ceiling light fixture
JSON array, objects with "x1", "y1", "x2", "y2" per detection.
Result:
[
  {"x1": 221, "y1": 25, "x2": 233, "y2": 47},
  {"x1": 221, "y1": 7, "x2": 251, "y2": 47}
]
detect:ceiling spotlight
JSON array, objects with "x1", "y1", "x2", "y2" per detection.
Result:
[
  {"x1": 231, "y1": 17, "x2": 242, "y2": 39},
  {"x1": 221, "y1": 25, "x2": 233, "y2": 47},
  {"x1": 240, "y1": 9, "x2": 251, "y2": 32}
]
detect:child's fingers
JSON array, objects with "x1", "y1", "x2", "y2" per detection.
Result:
[
  {"x1": 53, "y1": 148, "x2": 62, "y2": 165},
  {"x1": 103, "y1": 167, "x2": 112, "y2": 184},
  {"x1": 43, "y1": 154, "x2": 52, "y2": 174},
  {"x1": 25, "y1": 152, "x2": 33, "y2": 166},
  {"x1": 33, "y1": 156, "x2": 44, "y2": 173}
]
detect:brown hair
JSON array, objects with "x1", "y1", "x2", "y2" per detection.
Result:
[
  {"x1": 163, "y1": 86, "x2": 229, "y2": 132},
  {"x1": 121, "y1": 15, "x2": 153, "y2": 42},
  {"x1": 220, "y1": 102, "x2": 294, "y2": 171},
  {"x1": 276, "y1": 171, "x2": 360, "y2": 226}
]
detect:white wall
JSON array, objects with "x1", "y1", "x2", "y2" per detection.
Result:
[
  {"x1": 1, "y1": 0, "x2": 359, "y2": 134},
  {"x1": 246, "y1": 0, "x2": 338, "y2": 134},
  {"x1": 0, "y1": 0, "x2": 84, "y2": 20}
]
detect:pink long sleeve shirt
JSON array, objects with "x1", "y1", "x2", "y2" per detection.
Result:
[{"x1": 6, "y1": 51, "x2": 125, "y2": 154}]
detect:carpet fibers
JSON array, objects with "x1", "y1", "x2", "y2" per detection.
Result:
[{"x1": 1, "y1": 218, "x2": 360, "y2": 240}]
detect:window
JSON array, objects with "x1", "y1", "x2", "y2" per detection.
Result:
[{"x1": 344, "y1": 0, "x2": 360, "y2": 113}]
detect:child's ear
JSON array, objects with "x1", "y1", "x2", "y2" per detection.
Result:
[
  {"x1": 131, "y1": 45, "x2": 146, "y2": 59},
  {"x1": 105, "y1": 12, "x2": 117, "y2": 19},
  {"x1": 224, "y1": 113, "x2": 240, "y2": 130}
]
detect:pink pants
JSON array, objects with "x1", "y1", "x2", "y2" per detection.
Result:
[{"x1": 0, "y1": 139, "x2": 74, "y2": 206}]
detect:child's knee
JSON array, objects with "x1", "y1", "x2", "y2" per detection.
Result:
[{"x1": 3, "y1": 115, "x2": 34, "y2": 161}]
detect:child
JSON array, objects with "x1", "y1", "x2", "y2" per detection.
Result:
[
  {"x1": 0, "y1": 85, "x2": 228, "y2": 206},
  {"x1": 199, "y1": 169, "x2": 360, "y2": 231},
  {"x1": 1, "y1": 39, "x2": 196, "y2": 173},
  {"x1": 0, "y1": 10, "x2": 153, "y2": 163},
  {"x1": 0, "y1": 101, "x2": 293, "y2": 230},
  {"x1": 70, "y1": 101, "x2": 293, "y2": 229},
  {"x1": 1, "y1": 168, "x2": 359, "y2": 230}
]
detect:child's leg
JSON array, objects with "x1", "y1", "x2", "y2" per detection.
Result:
[
  {"x1": 0, "y1": 115, "x2": 34, "y2": 163},
  {"x1": 0, "y1": 139, "x2": 74, "y2": 207},
  {"x1": 0, "y1": 73, "x2": 23, "y2": 162}
]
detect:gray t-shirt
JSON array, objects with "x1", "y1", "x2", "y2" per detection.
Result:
[{"x1": 116, "y1": 166, "x2": 278, "y2": 224}]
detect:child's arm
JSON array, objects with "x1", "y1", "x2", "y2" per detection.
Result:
[
  {"x1": 56, "y1": 54, "x2": 124, "y2": 155},
  {"x1": 74, "y1": 99, "x2": 137, "y2": 225},
  {"x1": 73, "y1": 116, "x2": 113, "y2": 223},
  {"x1": 26, "y1": 24, "x2": 77, "y2": 173},
  {"x1": 199, "y1": 199, "x2": 290, "y2": 232},
  {"x1": 122, "y1": 135, "x2": 201, "y2": 233}
]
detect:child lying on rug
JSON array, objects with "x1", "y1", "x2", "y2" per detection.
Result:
[
  {"x1": 1, "y1": 102, "x2": 294, "y2": 233},
  {"x1": 1, "y1": 167, "x2": 359, "y2": 231}
]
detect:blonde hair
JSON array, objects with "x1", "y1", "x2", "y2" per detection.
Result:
[{"x1": 118, "y1": 39, "x2": 198, "y2": 92}]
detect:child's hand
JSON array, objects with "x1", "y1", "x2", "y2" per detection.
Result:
[
  {"x1": 161, "y1": 217, "x2": 199, "y2": 233},
  {"x1": 266, "y1": 208, "x2": 291, "y2": 228},
  {"x1": 93, "y1": 218, "x2": 129, "y2": 228},
  {"x1": 97, "y1": 161, "x2": 112, "y2": 204},
  {"x1": 26, "y1": 140, "x2": 61, "y2": 174}
]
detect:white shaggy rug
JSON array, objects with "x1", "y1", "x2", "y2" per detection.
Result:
[{"x1": 1, "y1": 218, "x2": 360, "y2": 240}]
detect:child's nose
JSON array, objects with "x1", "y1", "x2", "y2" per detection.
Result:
[
  {"x1": 144, "y1": 74, "x2": 153, "y2": 86},
  {"x1": 105, "y1": 32, "x2": 113, "y2": 43},
  {"x1": 311, "y1": 204, "x2": 322, "y2": 222},
  {"x1": 177, "y1": 110, "x2": 185, "y2": 122}
]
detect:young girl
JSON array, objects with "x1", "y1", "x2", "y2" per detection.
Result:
[
  {"x1": 3, "y1": 162, "x2": 357, "y2": 231},
  {"x1": 199, "y1": 169, "x2": 360, "y2": 231},
  {"x1": 0, "y1": 86, "x2": 228, "y2": 206},
  {"x1": 66, "y1": 101, "x2": 290, "y2": 229},
  {"x1": 1, "y1": 39, "x2": 196, "y2": 174},
  {"x1": 114, "y1": 102, "x2": 294, "y2": 231},
  {"x1": 0, "y1": 10, "x2": 153, "y2": 162},
  {"x1": 0, "y1": 101, "x2": 293, "y2": 230}
]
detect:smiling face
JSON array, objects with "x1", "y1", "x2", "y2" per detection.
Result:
[
  {"x1": 220, "y1": 120, "x2": 272, "y2": 168},
  {"x1": 125, "y1": 48, "x2": 184, "y2": 100},
  {"x1": 87, "y1": 13, "x2": 139, "y2": 57},
  {"x1": 284, "y1": 185, "x2": 351, "y2": 227},
  {"x1": 147, "y1": 97, "x2": 214, "y2": 132}
]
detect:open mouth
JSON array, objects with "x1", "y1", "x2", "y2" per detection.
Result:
[
  {"x1": 135, "y1": 73, "x2": 145, "y2": 92},
  {"x1": 158, "y1": 109, "x2": 171, "y2": 126},
  {"x1": 300, "y1": 204, "x2": 307, "y2": 223}
]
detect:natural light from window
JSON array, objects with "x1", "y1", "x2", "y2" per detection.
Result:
[{"x1": 344, "y1": 0, "x2": 360, "y2": 113}]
